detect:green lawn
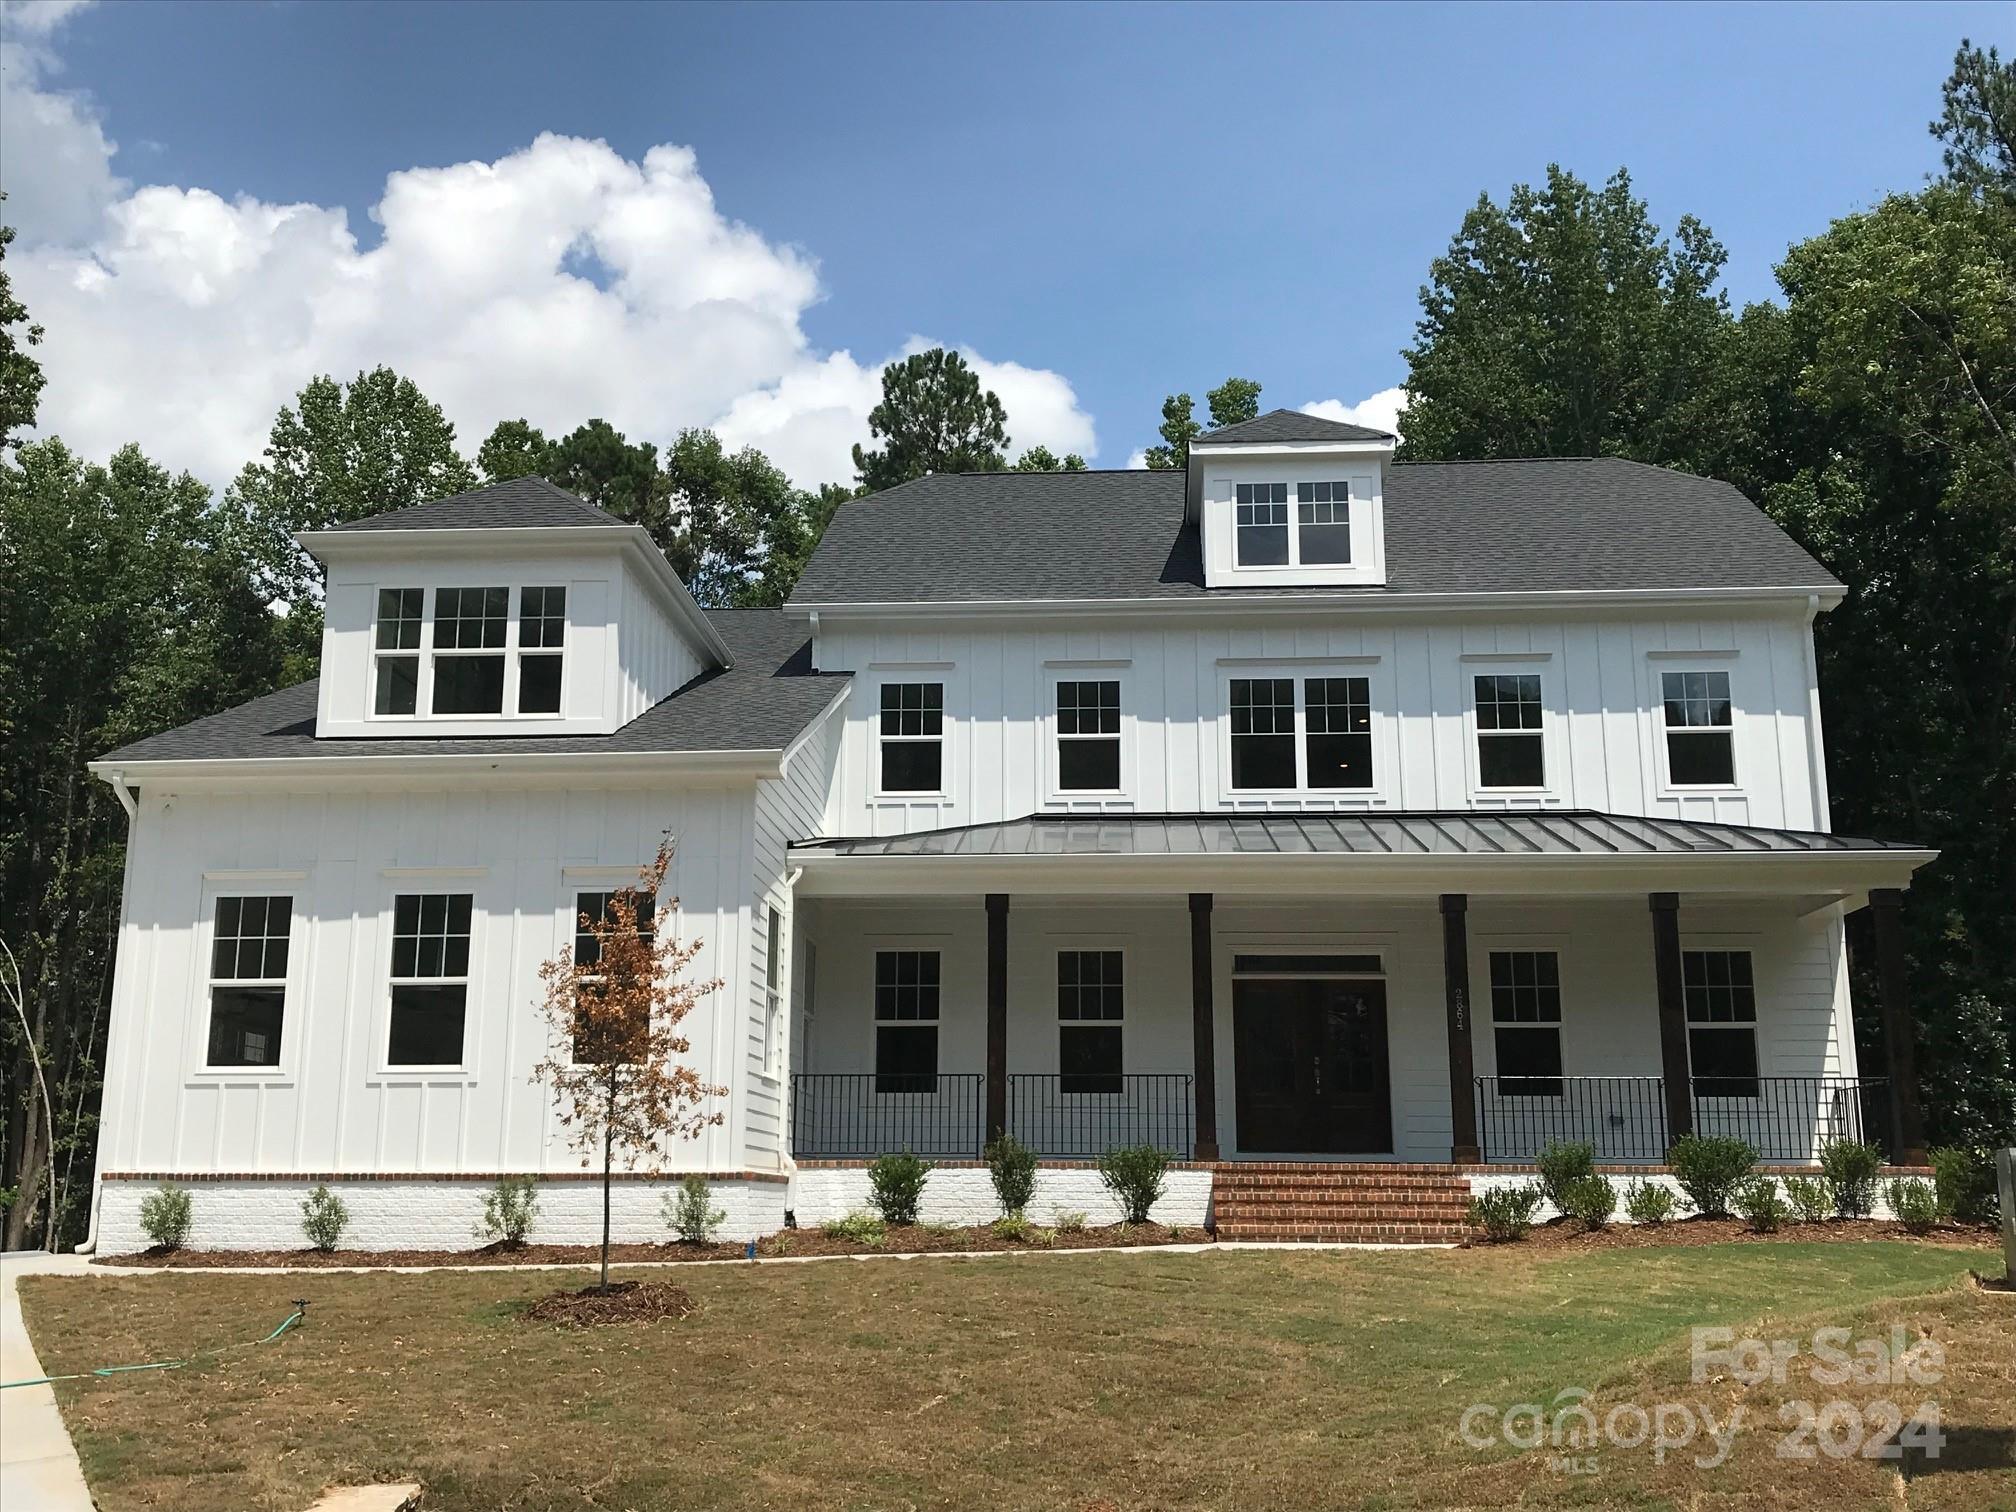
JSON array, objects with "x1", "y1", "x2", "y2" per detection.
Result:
[{"x1": 20, "y1": 1243, "x2": 2015, "y2": 1510}]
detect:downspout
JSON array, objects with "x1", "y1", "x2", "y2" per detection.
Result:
[{"x1": 74, "y1": 770, "x2": 137, "y2": 1253}]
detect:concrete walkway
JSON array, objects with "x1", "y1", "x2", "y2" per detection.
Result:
[{"x1": 1, "y1": 1250, "x2": 95, "y2": 1511}]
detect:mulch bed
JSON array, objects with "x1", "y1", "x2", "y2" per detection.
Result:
[
  {"x1": 99, "y1": 1221, "x2": 1205, "y2": 1269},
  {"x1": 524, "y1": 1279, "x2": 697, "y2": 1328},
  {"x1": 1492, "y1": 1214, "x2": 2003, "y2": 1251}
]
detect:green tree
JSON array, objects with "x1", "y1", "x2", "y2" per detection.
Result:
[
  {"x1": 225, "y1": 367, "x2": 475, "y2": 617},
  {"x1": 1931, "y1": 39, "x2": 2015, "y2": 196},
  {"x1": 0, "y1": 200, "x2": 46, "y2": 452},
  {"x1": 477, "y1": 418, "x2": 552, "y2": 483},
  {"x1": 1012, "y1": 445, "x2": 1088, "y2": 471},
  {"x1": 1143, "y1": 377, "x2": 1261, "y2": 468},
  {"x1": 852, "y1": 349, "x2": 1008, "y2": 491},
  {"x1": 545, "y1": 419, "x2": 662, "y2": 525},
  {"x1": 660, "y1": 427, "x2": 820, "y2": 607},
  {"x1": 1396, "y1": 166, "x2": 1731, "y2": 467},
  {"x1": 0, "y1": 441, "x2": 286, "y2": 1249}
]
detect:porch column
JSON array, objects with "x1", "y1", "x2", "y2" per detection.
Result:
[
  {"x1": 1649, "y1": 892, "x2": 1694, "y2": 1144},
  {"x1": 1869, "y1": 888, "x2": 1929, "y2": 1165},
  {"x1": 986, "y1": 893, "x2": 1009, "y2": 1143},
  {"x1": 1440, "y1": 894, "x2": 1481, "y2": 1163},
  {"x1": 1189, "y1": 893, "x2": 1220, "y2": 1161}
]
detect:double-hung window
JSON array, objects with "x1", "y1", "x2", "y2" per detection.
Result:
[
  {"x1": 878, "y1": 683, "x2": 944, "y2": 793},
  {"x1": 763, "y1": 904, "x2": 785, "y2": 1078},
  {"x1": 1057, "y1": 950, "x2": 1123, "y2": 1094},
  {"x1": 1297, "y1": 481, "x2": 1352, "y2": 564},
  {"x1": 431, "y1": 587, "x2": 508, "y2": 715},
  {"x1": 206, "y1": 895, "x2": 291, "y2": 1067},
  {"x1": 570, "y1": 889, "x2": 655, "y2": 1064},
  {"x1": 373, "y1": 589, "x2": 423, "y2": 716},
  {"x1": 1234, "y1": 482, "x2": 1289, "y2": 566},
  {"x1": 387, "y1": 893, "x2": 472, "y2": 1067},
  {"x1": 1684, "y1": 950, "x2": 1759, "y2": 1098},
  {"x1": 874, "y1": 950, "x2": 939, "y2": 1092},
  {"x1": 1056, "y1": 680, "x2": 1121, "y2": 792},
  {"x1": 1662, "y1": 671, "x2": 1735, "y2": 786},
  {"x1": 518, "y1": 586, "x2": 566, "y2": 715},
  {"x1": 1229, "y1": 676, "x2": 1376, "y2": 791},
  {"x1": 1475, "y1": 674, "x2": 1545, "y2": 788},
  {"x1": 1489, "y1": 950, "x2": 1563, "y2": 1096}
]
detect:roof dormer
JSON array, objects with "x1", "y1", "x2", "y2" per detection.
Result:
[
  {"x1": 1186, "y1": 409, "x2": 1396, "y2": 589},
  {"x1": 299, "y1": 478, "x2": 731, "y2": 740}
]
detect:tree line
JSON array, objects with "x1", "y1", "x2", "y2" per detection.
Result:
[{"x1": 2, "y1": 41, "x2": 2009, "y2": 1248}]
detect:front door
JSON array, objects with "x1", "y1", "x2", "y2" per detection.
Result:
[{"x1": 1233, "y1": 977, "x2": 1392, "y2": 1153}]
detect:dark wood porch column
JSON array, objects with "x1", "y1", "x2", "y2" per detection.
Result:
[
  {"x1": 1649, "y1": 892, "x2": 1694, "y2": 1144},
  {"x1": 1189, "y1": 893, "x2": 1220, "y2": 1161},
  {"x1": 1440, "y1": 894, "x2": 1481, "y2": 1163},
  {"x1": 1869, "y1": 888, "x2": 1929, "y2": 1165},
  {"x1": 985, "y1": 893, "x2": 1009, "y2": 1143}
]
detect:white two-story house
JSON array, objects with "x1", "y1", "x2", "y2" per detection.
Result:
[{"x1": 84, "y1": 412, "x2": 1937, "y2": 1249}]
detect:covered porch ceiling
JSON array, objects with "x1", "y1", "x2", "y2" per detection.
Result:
[{"x1": 789, "y1": 809, "x2": 1937, "y2": 904}]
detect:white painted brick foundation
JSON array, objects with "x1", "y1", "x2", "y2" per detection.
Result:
[
  {"x1": 99, "y1": 1176, "x2": 788, "y2": 1254},
  {"x1": 788, "y1": 1167, "x2": 1214, "y2": 1229}
]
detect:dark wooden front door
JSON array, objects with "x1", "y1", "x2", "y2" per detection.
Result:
[{"x1": 1232, "y1": 977, "x2": 1392, "y2": 1153}]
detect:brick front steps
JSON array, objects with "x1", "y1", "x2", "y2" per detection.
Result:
[{"x1": 1209, "y1": 1164, "x2": 1475, "y2": 1244}]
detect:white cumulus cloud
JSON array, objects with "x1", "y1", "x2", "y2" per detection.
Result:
[
  {"x1": 1301, "y1": 386, "x2": 1407, "y2": 439},
  {"x1": 0, "y1": 1, "x2": 125, "y2": 245},
  {"x1": 2, "y1": 16, "x2": 1097, "y2": 491}
]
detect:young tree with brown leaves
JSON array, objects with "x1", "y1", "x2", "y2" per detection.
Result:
[{"x1": 533, "y1": 837, "x2": 724, "y2": 1291}]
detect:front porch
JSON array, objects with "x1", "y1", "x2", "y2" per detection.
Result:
[{"x1": 784, "y1": 811, "x2": 1934, "y2": 1169}]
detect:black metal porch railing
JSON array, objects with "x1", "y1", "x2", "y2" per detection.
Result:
[
  {"x1": 789, "y1": 1073, "x2": 985, "y2": 1159},
  {"x1": 788, "y1": 1072, "x2": 1195, "y2": 1160},
  {"x1": 1474, "y1": 1075, "x2": 1888, "y2": 1164},
  {"x1": 1007, "y1": 1073, "x2": 1193, "y2": 1159}
]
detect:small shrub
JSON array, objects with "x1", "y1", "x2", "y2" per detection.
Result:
[
  {"x1": 1558, "y1": 1173, "x2": 1617, "y2": 1229},
  {"x1": 1666, "y1": 1134, "x2": 1757, "y2": 1216},
  {"x1": 992, "y1": 1212, "x2": 1035, "y2": 1243},
  {"x1": 138, "y1": 1182, "x2": 193, "y2": 1251},
  {"x1": 476, "y1": 1174, "x2": 540, "y2": 1247},
  {"x1": 866, "y1": 1151, "x2": 931, "y2": 1226},
  {"x1": 820, "y1": 1210, "x2": 887, "y2": 1247},
  {"x1": 1929, "y1": 1146, "x2": 2000, "y2": 1225},
  {"x1": 1096, "y1": 1144, "x2": 1169, "y2": 1224},
  {"x1": 662, "y1": 1175, "x2": 726, "y2": 1244},
  {"x1": 1733, "y1": 1176, "x2": 1787, "y2": 1234},
  {"x1": 1468, "y1": 1183, "x2": 1543, "y2": 1242},
  {"x1": 1886, "y1": 1177, "x2": 1940, "y2": 1236},
  {"x1": 1623, "y1": 1179, "x2": 1679, "y2": 1225},
  {"x1": 1782, "y1": 1175, "x2": 1832, "y2": 1224},
  {"x1": 984, "y1": 1134, "x2": 1038, "y2": 1217},
  {"x1": 1819, "y1": 1139, "x2": 1884, "y2": 1219},
  {"x1": 766, "y1": 1233, "x2": 795, "y2": 1256},
  {"x1": 300, "y1": 1184, "x2": 349, "y2": 1251},
  {"x1": 1052, "y1": 1209, "x2": 1088, "y2": 1234},
  {"x1": 1536, "y1": 1139, "x2": 1597, "y2": 1213}
]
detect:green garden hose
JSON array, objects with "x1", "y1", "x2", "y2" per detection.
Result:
[{"x1": 2, "y1": 1300, "x2": 307, "y2": 1389}]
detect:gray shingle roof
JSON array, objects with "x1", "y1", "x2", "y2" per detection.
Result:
[
  {"x1": 787, "y1": 458, "x2": 1842, "y2": 605},
  {"x1": 1194, "y1": 407, "x2": 1397, "y2": 446},
  {"x1": 99, "y1": 611, "x2": 845, "y2": 766},
  {"x1": 326, "y1": 477, "x2": 628, "y2": 532},
  {"x1": 792, "y1": 811, "x2": 1923, "y2": 859}
]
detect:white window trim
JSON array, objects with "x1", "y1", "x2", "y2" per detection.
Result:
[
  {"x1": 1043, "y1": 667, "x2": 1135, "y2": 806},
  {"x1": 1653, "y1": 665, "x2": 1742, "y2": 796},
  {"x1": 1477, "y1": 943, "x2": 1569, "y2": 1094},
  {"x1": 368, "y1": 587, "x2": 426, "y2": 722},
  {"x1": 191, "y1": 889, "x2": 300, "y2": 1082},
  {"x1": 871, "y1": 944, "x2": 943, "y2": 1088},
  {"x1": 374, "y1": 887, "x2": 480, "y2": 1081},
  {"x1": 868, "y1": 672, "x2": 952, "y2": 802},
  {"x1": 1216, "y1": 662, "x2": 1391, "y2": 805},
  {"x1": 1679, "y1": 943, "x2": 1766, "y2": 1096},
  {"x1": 364, "y1": 582, "x2": 571, "y2": 724},
  {"x1": 1463, "y1": 660, "x2": 1564, "y2": 802},
  {"x1": 759, "y1": 897, "x2": 788, "y2": 1083},
  {"x1": 1055, "y1": 944, "x2": 1127, "y2": 1084},
  {"x1": 1231, "y1": 478, "x2": 1361, "y2": 572}
]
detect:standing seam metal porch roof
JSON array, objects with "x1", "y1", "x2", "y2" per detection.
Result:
[{"x1": 790, "y1": 811, "x2": 1927, "y2": 859}]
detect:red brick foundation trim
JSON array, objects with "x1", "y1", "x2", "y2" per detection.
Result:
[{"x1": 101, "y1": 1169, "x2": 791, "y2": 1185}]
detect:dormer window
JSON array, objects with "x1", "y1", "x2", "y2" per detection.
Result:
[
  {"x1": 1234, "y1": 483, "x2": 1289, "y2": 566},
  {"x1": 431, "y1": 587, "x2": 508, "y2": 715},
  {"x1": 1297, "y1": 482, "x2": 1352, "y2": 565},
  {"x1": 518, "y1": 586, "x2": 566, "y2": 715},
  {"x1": 373, "y1": 589, "x2": 423, "y2": 716}
]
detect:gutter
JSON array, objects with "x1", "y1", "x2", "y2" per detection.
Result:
[{"x1": 86, "y1": 746, "x2": 790, "y2": 786}]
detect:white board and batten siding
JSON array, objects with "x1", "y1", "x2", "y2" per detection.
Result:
[
  {"x1": 95, "y1": 779, "x2": 780, "y2": 1184},
  {"x1": 814, "y1": 609, "x2": 1827, "y2": 837}
]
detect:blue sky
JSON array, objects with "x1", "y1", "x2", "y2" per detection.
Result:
[{"x1": 1, "y1": 0, "x2": 2004, "y2": 485}]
